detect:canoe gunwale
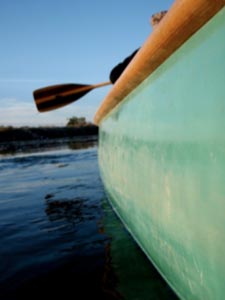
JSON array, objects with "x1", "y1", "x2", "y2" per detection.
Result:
[{"x1": 94, "y1": 0, "x2": 225, "y2": 125}]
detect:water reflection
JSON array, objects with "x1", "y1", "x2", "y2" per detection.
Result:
[
  {"x1": 0, "y1": 139, "x2": 179, "y2": 300},
  {"x1": 43, "y1": 195, "x2": 123, "y2": 299},
  {"x1": 68, "y1": 140, "x2": 97, "y2": 150},
  {"x1": 45, "y1": 197, "x2": 84, "y2": 223},
  {"x1": 0, "y1": 136, "x2": 98, "y2": 156}
]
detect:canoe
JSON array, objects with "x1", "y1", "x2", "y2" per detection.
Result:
[{"x1": 94, "y1": 0, "x2": 225, "y2": 299}]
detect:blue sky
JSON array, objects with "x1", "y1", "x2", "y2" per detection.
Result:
[{"x1": 0, "y1": 0, "x2": 174, "y2": 127}]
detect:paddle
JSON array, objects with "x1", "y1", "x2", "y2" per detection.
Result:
[{"x1": 33, "y1": 81, "x2": 111, "y2": 112}]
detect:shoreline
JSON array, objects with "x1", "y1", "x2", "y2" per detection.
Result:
[{"x1": 0, "y1": 125, "x2": 98, "y2": 154}]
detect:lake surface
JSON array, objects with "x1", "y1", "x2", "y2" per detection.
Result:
[{"x1": 0, "y1": 138, "x2": 178, "y2": 299}]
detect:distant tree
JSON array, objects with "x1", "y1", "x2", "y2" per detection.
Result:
[{"x1": 66, "y1": 116, "x2": 87, "y2": 127}]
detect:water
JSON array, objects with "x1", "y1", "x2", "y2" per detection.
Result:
[{"x1": 0, "y1": 139, "x2": 178, "y2": 300}]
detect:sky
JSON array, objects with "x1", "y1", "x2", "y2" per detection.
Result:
[{"x1": 0, "y1": 0, "x2": 174, "y2": 127}]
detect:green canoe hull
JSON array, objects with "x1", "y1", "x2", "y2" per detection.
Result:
[{"x1": 98, "y1": 8, "x2": 225, "y2": 300}]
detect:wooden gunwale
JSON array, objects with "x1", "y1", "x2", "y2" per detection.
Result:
[{"x1": 94, "y1": 0, "x2": 225, "y2": 125}]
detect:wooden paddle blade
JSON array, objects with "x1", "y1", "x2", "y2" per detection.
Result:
[{"x1": 33, "y1": 83, "x2": 93, "y2": 112}]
